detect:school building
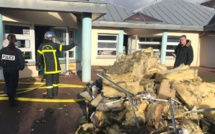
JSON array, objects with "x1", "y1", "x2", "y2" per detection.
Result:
[{"x1": 0, "y1": 0, "x2": 215, "y2": 82}]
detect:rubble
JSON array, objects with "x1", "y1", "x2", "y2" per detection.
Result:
[{"x1": 76, "y1": 48, "x2": 215, "y2": 134}]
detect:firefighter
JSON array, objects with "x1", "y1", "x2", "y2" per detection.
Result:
[
  {"x1": 0, "y1": 34, "x2": 25, "y2": 106},
  {"x1": 36, "y1": 31, "x2": 78, "y2": 98}
]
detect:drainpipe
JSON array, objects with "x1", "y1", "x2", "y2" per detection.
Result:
[{"x1": 117, "y1": 29, "x2": 124, "y2": 55}]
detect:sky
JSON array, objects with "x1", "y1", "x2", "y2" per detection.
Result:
[{"x1": 104, "y1": 0, "x2": 208, "y2": 10}]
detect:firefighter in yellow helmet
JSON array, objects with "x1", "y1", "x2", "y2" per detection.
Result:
[{"x1": 36, "y1": 31, "x2": 78, "y2": 98}]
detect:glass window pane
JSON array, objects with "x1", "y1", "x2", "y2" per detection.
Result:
[
  {"x1": 5, "y1": 25, "x2": 30, "y2": 35},
  {"x1": 167, "y1": 45, "x2": 177, "y2": 50},
  {"x1": 97, "y1": 50, "x2": 116, "y2": 56},
  {"x1": 23, "y1": 51, "x2": 32, "y2": 60},
  {"x1": 17, "y1": 39, "x2": 30, "y2": 48},
  {"x1": 98, "y1": 35, "x2": 117, "y2": 40},
  {"x1": 146, "y1": 37, "x2": 151, "y2": 41},
  {"x1": 168, "y1": 38, "x2": 179, "y2": 42},
  {"x1": 139, "y1": 45, "x2": 161, "y2": 50},
  {"x1": 152, "y1": 37, "x2": 162, "y2": 42},
  {"x1": 139, "y1": 37, "x2": 146, "y2": 42},
  {"x1": 166, "y1": 52, "x2": 173, "y2": 57},
  {"x1": 98, "y1": 42, "x2": 116, "y2": 48},
  {"x1": 69, "y1": 51, "x2": 74, "y2": 58}
]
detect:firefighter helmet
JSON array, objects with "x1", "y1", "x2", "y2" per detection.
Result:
[{"x1": 44, "y1": 31, "x2": 56, "y2": 40}]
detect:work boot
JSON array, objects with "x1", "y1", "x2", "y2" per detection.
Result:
[
  {"x1": 42, "y1": 93, "x2": 53, "y2": 99},
  {"x1": 8, "y1": 98, "x2": 19, "y2": 107},
  {"x1": 43, "y1": 89, "x2": 53, "y2": 98},
  {"x1": 52, "y1": 87, "x2": 58, "y2": 97}
]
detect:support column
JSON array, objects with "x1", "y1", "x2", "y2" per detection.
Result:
[
  {"x1": 75, "y1": 20, "x2": 82, "y2": 72},
  {"x1": 82, "y1": 13, "x2": 92, "y2": 82},
  {"x1": 117, "y1": 29, "x2": 124, "y2": 55},
  {"x1": 0, "y1": 10, "x2": 4, "y2": 80},
  {"x1": 75, "y1": 20, "x2": 82, "y2": 62},
  {"x1": 161, "y1": 30, "x2": 168, "y2": 65}
]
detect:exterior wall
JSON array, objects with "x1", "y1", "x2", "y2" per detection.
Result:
[
  {"x1": 91, "y1": 28, "x2": 121, "y2": 66},
  {"x1": 19, "y1": 65, "x2": 38, "y2": 78},
  {"x1": 125, "y1": 29, "x2": 200, "y2": 67}
]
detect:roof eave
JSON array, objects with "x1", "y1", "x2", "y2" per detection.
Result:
[
  {"x1": 0, "y1": 0, "x2": 107, "y2": 20},
  {"x1": 92, "y1": 21, "x2": 204, "y2": 31}
]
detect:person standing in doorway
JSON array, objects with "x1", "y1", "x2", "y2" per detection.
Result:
[
  {"x1": 36, "y1": 31, "x2": 78, "y2": 98},
  {"x1": 0, "y1": 34, "x2": 25, "y2": 106},
  {"x1": 172, "y1": 35, "x2": 194, "y2": 68}
]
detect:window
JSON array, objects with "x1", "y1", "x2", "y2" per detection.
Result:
[
  {"x1": 97, "y1": 34, "x2": 118, "y2": 56},
  {"x1": 4, "y1": 23, "x2": 35, "y2": 61},
  {"x1": 138, "y1": 37, "x2": 161, "y2": 52},
  {"x1": 138, "y1": 36, "x2": 179, "y2": 58},
  {"x1": 53, "y1": 28, "x2": 75, "y2": 59},
  {"x1": 5, "y1": 25, "x2": 30, "y2": 35},
  {"x1": 166, "y1": 37, "x2": 179, "y2": 58}
]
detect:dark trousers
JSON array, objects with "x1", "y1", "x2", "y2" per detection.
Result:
[
  {"x1": 45, "y1": 74, "x2": 59, "y2": 97},
  {"x1": 3, "y1": 71, "x2": 19, "y2": 100}
]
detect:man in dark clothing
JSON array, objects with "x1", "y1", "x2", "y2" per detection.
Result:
[
  {"x1": 172, "y1": 35, "x2": 194, "y2": 68},
  {"x1": 36, "y1": 31, "x2": 78, "y2": 98}
]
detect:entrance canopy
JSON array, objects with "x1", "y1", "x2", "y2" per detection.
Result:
[{"x1": 0, "y1": 0, "x2": 107, "y2": 20}]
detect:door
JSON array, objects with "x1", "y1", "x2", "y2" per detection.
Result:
[{"x1": 206, "y1": 37, "x2": 215, "y2": 68}]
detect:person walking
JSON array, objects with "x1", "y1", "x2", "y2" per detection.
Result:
[
  {"x1": 172, "y1": 35, "x2": 194, "y2": 68},
  {"x1": 0, "y1": 34, "x2": 25, "y2": 106},
  {"x1": 36, "y1": 31, "x2": 78, "y2": 98}
]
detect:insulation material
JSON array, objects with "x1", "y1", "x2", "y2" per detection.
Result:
[
  {"x1": 122, "y1": 99, "x2": 148, "y2": 126},
  {"x1": 173, "y1": 81, "x2": 215, "y2": 124},
  {"x1": 155, "y1": 65, "x2": 202, "y2": 82},
  {"x1": 75, "y1": 123, "x2": 96, "y2": 134},
  {"x1": 146, "y1": 101, "x2": 169, "y2": 129}
]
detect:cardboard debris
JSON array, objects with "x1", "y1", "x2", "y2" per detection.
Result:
[{"x1": 157, "y1": 80, "x2": 176, "y2": 99}]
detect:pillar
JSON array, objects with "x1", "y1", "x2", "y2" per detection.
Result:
[
  {"x1": 117, "y1": 29, "x2": 124, "y2": 55},
  {"x1": 82, "y1": 13, "x2": 92, "y2": 82},
  {"x1": 161, "y1": 30, "x2": 168, "y2": 65},
  {"x1": 75, "y1": 20, "x2": 82, "y2": 62}
]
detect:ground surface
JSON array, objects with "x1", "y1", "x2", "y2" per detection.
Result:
[{"x1": 0, "y1": 66, "x2": 214, "y2": 134}]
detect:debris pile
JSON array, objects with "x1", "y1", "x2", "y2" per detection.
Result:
[{"x1": 76, "y1": 48, "x2": 215, "y2": 134}]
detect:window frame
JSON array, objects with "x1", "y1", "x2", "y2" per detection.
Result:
[
  {"x1": 97, "y1": 34, "x2": 118, "y2": 57},
  {"x1": 4, "y1": 22, "x2": 35, "y2": 62}
]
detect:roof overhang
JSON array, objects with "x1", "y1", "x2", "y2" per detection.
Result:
[
  {"x1": 204, "y1": 25, "x2": 215, "y2": 31},
  {"x1": 92, "y1": 21, "x2": 204, "y2": 31},
  {"x1": 0, "y1": 0, "x2": 107, "y2": 20}
]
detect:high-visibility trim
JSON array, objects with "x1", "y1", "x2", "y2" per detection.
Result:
[
  {"x1": 53, "y1": 84, "x2": 59, "y2": 87},
  {"x1": 53, "y1": 51, "x2": 58, "y2": 72},
  {"x1": 42, "y1": 45, "x2": 54, "y2": 50},
  {"x1": 42, "y1": 53, "x2": 47, "y2": 72},
  {"x1": 45, "y1": 86, "x2": 53, "y2": 89},
  {"x1": 44, "y1": 70, "x2": 61, "y2": 74},
  {"x1": 37, "y1": 50, "x2": 43, "y2": 54},
  {"x1": 42, "y1": 50, "x2": 56, "y2": 53},
  {"x1": 59, "y1": 44, "x2": 63, "y2": 51}
]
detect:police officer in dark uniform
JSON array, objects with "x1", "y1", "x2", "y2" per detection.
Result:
[
  {"x1": 36, "y1": 31, "x2": 78, "y2": 98},
  {"x1": 0, "y1": 34, "x2": 25, "y2": 106}
]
